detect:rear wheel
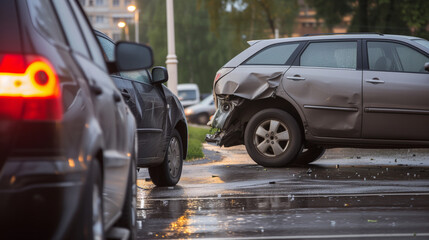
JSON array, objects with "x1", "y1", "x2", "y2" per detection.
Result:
[
  {"x1": 244, "y1": 109, "x2": 302, "y2": 167},
  {"x1": 293, "y1": 145, "x2": 326, "y2": 165},
  {"x1": 85, "y1": 160, "x2": 104, "y2": 240},
  {"x1": 149, "y1": 129, "x2": 183, "y2": 186}
]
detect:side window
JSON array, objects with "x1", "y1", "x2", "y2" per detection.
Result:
[
  {"x1": 120, "y1": 70, "x2": 151, "y2": 85},
  {"x1": 301, "y1": 42, "x2": 357, "y2": 69},
  {"x1": 368, "y1": 41, "x2": 429, "y2": 73},
  {"x1": 96, "y1": 35, "x2": 115, "y2": 61},
  {"x1": 69, "y1": 0, "x2": 106, "y2": 70},
  {"x1": 52, "y1": 0, "x2": 90, "y2": 58},
  {"x1": 244, "y1": 43, "x2": 299, "y2": 65},
  {"x1": 27, "y1": 0, "x2": 66, "y2": 45}
]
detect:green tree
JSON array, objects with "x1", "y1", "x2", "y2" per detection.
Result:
[
  {"x1": 205, "y1": 0, "x2": 299, "y2": 40},
  {"x1": 137, "y1": 0, "x2": 242, "y2": 93},
  {"x1": 306, "y1": 0, "x2": 428, "y2": 37}
]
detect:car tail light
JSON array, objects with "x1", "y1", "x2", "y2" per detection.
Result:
[
  {"x1": 214, "y1": 67, "x2": 233, "y2": 83},
  {"x1": 0, "y1": 54, "x2": 62, "y2": 121}
]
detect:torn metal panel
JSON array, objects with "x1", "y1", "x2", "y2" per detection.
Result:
[{"x1": 215, "y1": 66, "x2": 288, "y2": 100}]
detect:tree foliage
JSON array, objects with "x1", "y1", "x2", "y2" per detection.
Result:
[
  {"x1": 306, "y1": 0, "x2": 429, "y2": 37},
  {"x1": 137, "y1": 0, "x2": 243, "y2": 93}
]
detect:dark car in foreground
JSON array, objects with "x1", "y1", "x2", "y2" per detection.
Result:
[
  {"x1": 207, "y1": 33, "x2": 429, "y2": 167},
  {"x1": 95, "y1": 31, "x2": 188, "y2": 186},
  {"x1": 0, "y1": 0, "x2": 152, "y2": 239}
]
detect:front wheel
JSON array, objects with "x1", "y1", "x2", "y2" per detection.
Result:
[
  {"x1": 149, "y1": 129, "x2": 183, "y2": 186},
  {"x1": 244, "y1": 109, "x2": 302, "y2": 167}
]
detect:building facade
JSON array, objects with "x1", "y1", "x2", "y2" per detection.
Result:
[{"x1": 80, "y1": 0, "x2": 135, "y2": 42}]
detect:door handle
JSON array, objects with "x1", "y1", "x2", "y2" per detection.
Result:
[
  {"x1": 286, "y1": 75, "x2": 306, "y2": 81},
  {"x1": 113, "y1": 92, "x2": 121, "y2": 102},
  {"x1": 365, "y1": 78, "x2": 385, "y2": 84},
  {"x1": 121, "y1": 90, "x2": 131, "y2": 99}
]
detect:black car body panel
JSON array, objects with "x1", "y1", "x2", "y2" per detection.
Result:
[{"x1": 95, "y1": 30, "x2": 188, "y2": 168}]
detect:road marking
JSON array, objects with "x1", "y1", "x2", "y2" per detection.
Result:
[
  {"x1": 168, "y1": 233, "x2": 429, "y2": 240},
  {"x1": 146, "y1": 192, "x2": 429, "y2": 201}
]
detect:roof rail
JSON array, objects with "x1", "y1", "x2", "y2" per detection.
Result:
[{"x1": 303, "y1": 32, "x2": 384, "y2": 37}]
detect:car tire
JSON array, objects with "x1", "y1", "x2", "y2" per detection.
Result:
[
  {"x1": 244, "y1": 109, "x2": 302, "y2": 167},
  {"x1": 149, "y1": 129, "x2": 183, "y2": 186},
  {"x1": 85, "y1": 160, "x2": 104, "y2": 240},
  {"x1": 197, "y1": 113, "x2": 209, "y2": 125},
  {"x1": 292, "y1": 145, "x2": 326, "y2": 166},
  {"x1": 115, "y1": 141, "x2": 137, "y2": 240}
]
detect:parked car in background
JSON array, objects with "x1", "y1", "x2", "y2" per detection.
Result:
[
  {"x1": 0, "y1": 0, "x2": 153, "y2": 239},
  {"x1": 178, "y1": 83, "x2": 200, "y2": 108},
  {"x1": 185, "y1": 94, "x2": 216, "y2": 125},
  {"x1": 207, "y1": 33, "x2": 429, "y2": 167},
  {"x1": 95, "y1": 30, "x2": 188, "y2": 187}
]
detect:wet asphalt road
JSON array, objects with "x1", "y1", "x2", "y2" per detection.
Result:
[{"x1": 136, "y1": 145, "x2": 429, "y2": 239}]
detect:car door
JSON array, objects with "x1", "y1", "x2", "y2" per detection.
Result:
[
  {"x1": 54, "y1": 0, "x2": 130, "y2": 223},
  {"x1": 362, "y1": 40, "x2": 429, "y2": 140},
  {"x1": 120, "y1": 69, "x2": 168, "y2": 163},
  {"x1": 283, "y1": 40, "x2": 363, "y2": 138}
]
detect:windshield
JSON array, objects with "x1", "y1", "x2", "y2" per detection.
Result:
[
  {"x1": 178, "y1": 90, "x2": 197, "y2": 101},
  {"x1": 413, "y1": 39, "x2": 429, "y2": 50},
  {"x1": 201, "y1": 95, "x2": 214, "y2": 105}
]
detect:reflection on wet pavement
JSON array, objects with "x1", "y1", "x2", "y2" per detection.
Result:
[
  {"x1": 136, "y1": 146, "x2": 429, "y2": 239},
  {"x1": 137, "y1": 193, "x2": 429, "y2": 239}
]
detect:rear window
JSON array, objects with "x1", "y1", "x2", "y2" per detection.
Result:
[
  {"x1": 0, "y1": 1, "x2": 21, "y2": 52},
  {"x1": 244, "y1": 43, "x2": 300, "y2": 65},
  {"x1": 178, "y1": 90, "x2": 197, "y2": 101},
  {"x1": 27, "y1": 0, "x2": 66, "y2": 45}
]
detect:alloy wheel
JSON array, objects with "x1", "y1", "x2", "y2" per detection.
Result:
[
  {"x1": 168, "y1": 137, "x2": 181, "y2": 178},
  {"x1": 253, "y1": 119, "x2": 290, "y2": 157}
]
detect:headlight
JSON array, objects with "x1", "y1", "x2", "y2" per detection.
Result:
[{"x1": 184, "y1": 108, "x2": 193, "y2": 116}]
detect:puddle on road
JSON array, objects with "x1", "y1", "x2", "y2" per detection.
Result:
[{"x1": 136, "y1": 193, "x2": 429, "y2": 239}]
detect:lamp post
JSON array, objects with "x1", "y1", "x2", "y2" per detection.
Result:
[
  {"x1": 166, "y1": 0, "x2": 178, "y2": 95},
  {"x1": 117, "y1": 21, "x2": 129, "y2": 41},
  {"x1": 127, "y1": 5, "x2": 139, "y2": 43}
]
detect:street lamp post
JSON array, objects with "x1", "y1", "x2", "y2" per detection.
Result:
[
  {"x1": 166, "y1": 0, "x2": 178, "y2": 95},
  {"x1": 127, "y1": 5, "x2": 139, "y2": 43},
  {"x1": 118, "y1": 21, "x2": 129, "y2": 41}
]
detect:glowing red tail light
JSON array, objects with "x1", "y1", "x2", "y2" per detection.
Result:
[
  {"x1": 0, "y1": 54, "x2": 62, "y2": 121},
  {"x1": 213, "y1": 67, "x2": 234, "y2": 83}
]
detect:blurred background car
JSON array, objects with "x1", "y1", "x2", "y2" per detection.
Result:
[
  {"x1": 0, "y1": 0, "x2": 153, "y2": 239},
  {"x1": 184, "y1": 94, "x2": 216, "y2": 125},
  {"x1": 177, "y1": 83, "x2": 200, "y2": 108},
  {"x1": 95, "y1": 30, "x2": 188, "y2": 187}
]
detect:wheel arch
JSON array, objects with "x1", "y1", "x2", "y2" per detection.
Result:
[
  {"x1": 174, "y1": 120, "x2": 188, "y2": 160},
  {"x1": 229, "y1": 97, "x2": 305, "y2": 143}
]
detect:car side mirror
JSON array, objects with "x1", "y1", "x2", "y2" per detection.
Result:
[
  {"x1": 151, "y1": 66, "x2": 169, "y2": 84},
  {"x1": 425, "y1": 62, "x2": 429, "y2": 72},
  {"x1": 115, "y1": 42, "x2": 153, "y2": 72}
]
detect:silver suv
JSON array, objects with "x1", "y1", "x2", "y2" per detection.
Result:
[{"x1": 207, "y1": 34, "x2": 429, "y2": 167}]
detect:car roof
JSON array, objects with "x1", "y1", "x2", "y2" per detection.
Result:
[
  {"x1": 250, "y1": 34, "x2": 422, "y2": 46},
  {"x1": 224, "y1": 33, "x2": 425, "y2": 68}
]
